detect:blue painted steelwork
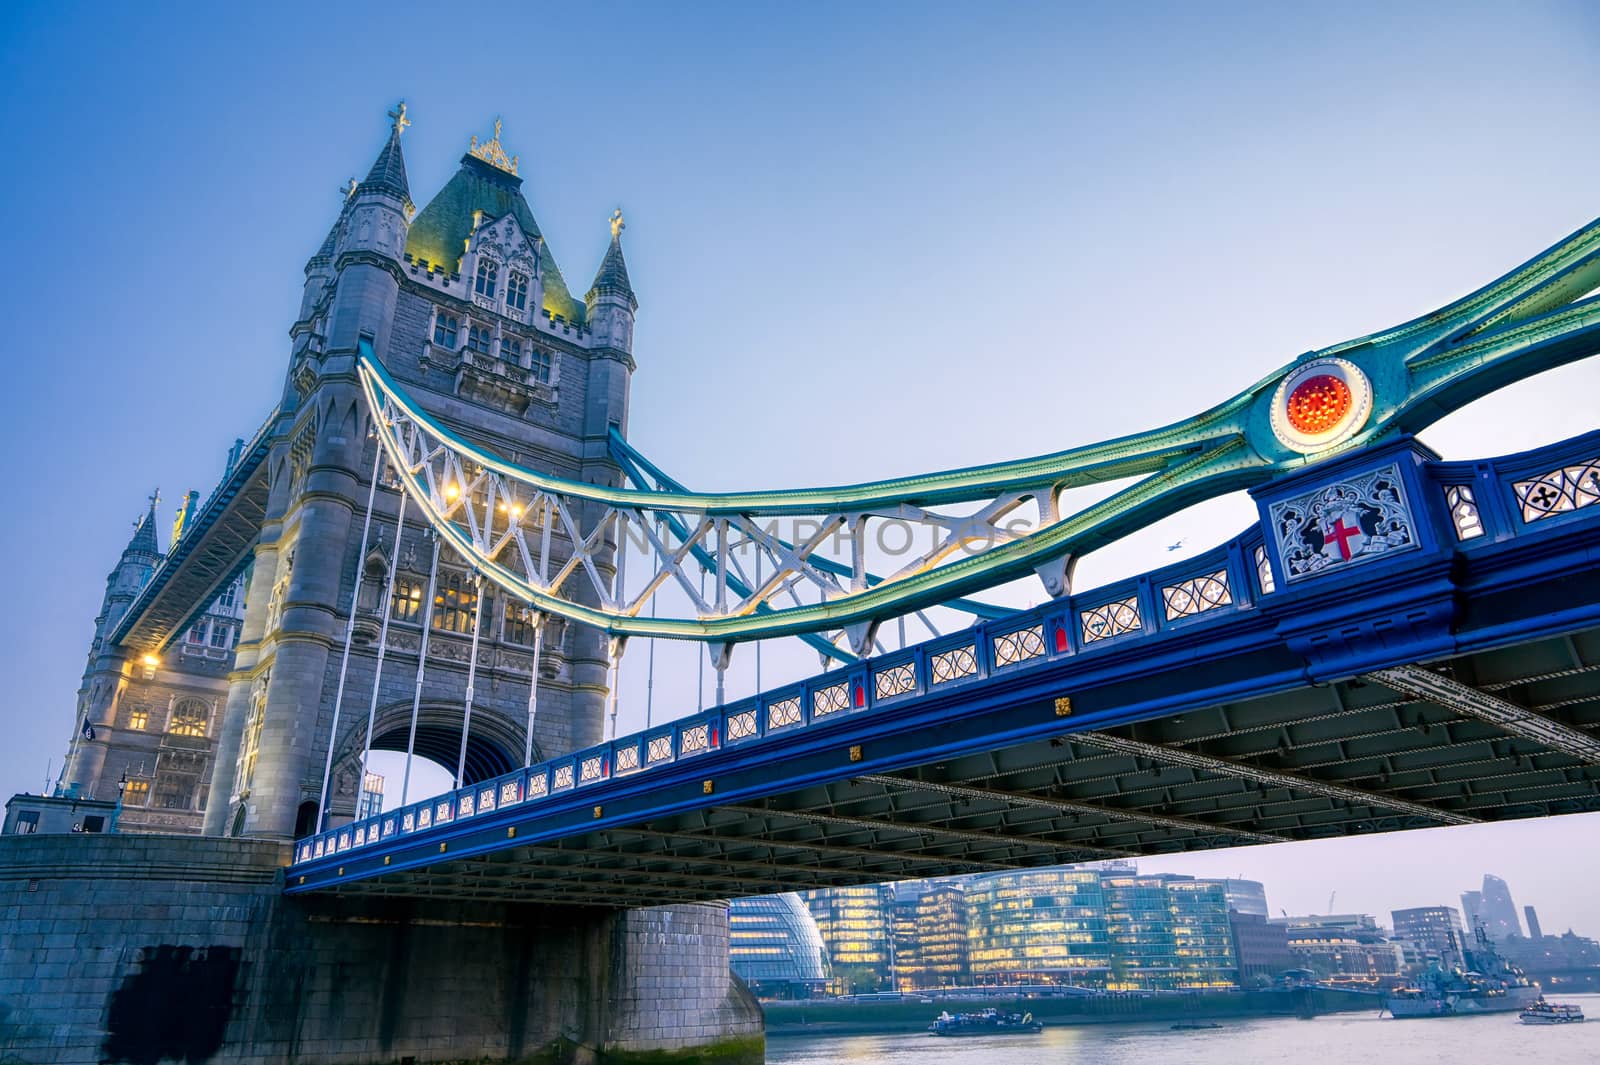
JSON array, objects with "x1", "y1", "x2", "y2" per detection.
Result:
[{"x1": 287, "y1": 429, "x2": 1600, "y2": 890}]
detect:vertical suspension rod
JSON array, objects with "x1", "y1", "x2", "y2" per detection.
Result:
[
  {"x1": 645, "y1": 517, "x2": 661, "y2": 728},
  {"x1": 401, "y1": 533, "x2": 442, "y2": 806},
  {"x1": 455, "y1": 574, "x2": 486, "y2": 788},
  {"x1": 608, "y1": 515, "x2": 627, "y2": 740},
  {"x1": 697, "y1": 569, "x2": 706, "y2": 712},
  {"x1": 360, "y1": 487, "x2": 410, "y2": 780},
  {"x1": 316, "y1": 445, "x2": 384, "y2": 831},
  {"x1": 754, "y1": 549, "x2": 762, "y2": 695},
  {"x1": 523, "y1": 612, "x2": 543, "y2": 768}
]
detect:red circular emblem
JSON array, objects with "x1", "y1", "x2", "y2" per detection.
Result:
[{"x1": 1285, "y1": 374, "x2": 1352, "y2": 435}]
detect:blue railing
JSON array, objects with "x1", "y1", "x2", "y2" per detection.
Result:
[{"x1": 290, "y1": 430, "x2": 1600, "y2": 868}]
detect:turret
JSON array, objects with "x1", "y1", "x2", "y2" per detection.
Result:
[
  {"x1": 296, "y1": 185, "x2": 351, "y2": 326},
  {"x1": 64, "y1": 493, "x2": 165, "y2": 796},
  {"x1": 102, "y1": 494, "x2": 164, "y2": 636},
  {"x1": 585, "y1": 208, "x2": 637, "y2": 356},
  {"x1": 324, "y1": 101, "x2": 413, "y2": 358}
]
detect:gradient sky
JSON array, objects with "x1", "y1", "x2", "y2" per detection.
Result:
[{"x1": 3, "y1": 1, "x2": 1599, "y2": 933}]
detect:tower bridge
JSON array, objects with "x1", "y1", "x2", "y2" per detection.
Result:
[{"x1": 7, "y1": 104, "x2": 1600, "y2": 1065}]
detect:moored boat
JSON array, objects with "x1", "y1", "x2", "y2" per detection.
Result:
[
  {"x1": 928, "y1": 1008, "x2": 1043, "y2": 1036},
  {"x1": 1384, "y1": 926, "x2": 1539, "y2": 1018}
]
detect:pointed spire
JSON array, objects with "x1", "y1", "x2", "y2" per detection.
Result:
[
  {"x1": 305, "y1": 178, "x2": 360, "y2": 272},
  {"x1": 587, "y1": 208, "x2": 635, "y2": 306},
  {"x1": 360, "y1": 101, "x2": 412, "y2": 205},
  {"x1": 125, "y1": 490, "x2": 162, "y2": 558}
]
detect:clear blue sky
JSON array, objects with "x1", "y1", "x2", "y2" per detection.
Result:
[{"x1": 2, "y1": 1, "x2": 1599, "y2": 931}]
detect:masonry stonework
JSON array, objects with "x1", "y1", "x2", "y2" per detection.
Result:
[{"x1": 0, "y1": 835, "x2": 762, "y2": 1065}]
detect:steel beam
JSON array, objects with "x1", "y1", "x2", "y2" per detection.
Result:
[
  {"x1": 615, "y1": 824, "x2": 1024, "y2": 873},
  {"x1": 857, "y1": 773, "x2": 1283, "y2": 844},
  {"x1": 722, "y1": 803, "x2": 1128, "y2": 860},
  {"x1": 1074, "y1": 732, "x2": 1477, "y2": 826},
  {"x1": 1367, "y1": 666, "x2": 1600, "y2": 765}
]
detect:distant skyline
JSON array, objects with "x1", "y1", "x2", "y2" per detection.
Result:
[{"x1": 3, "y1": 2, "x2": 1598, "y2": 932}]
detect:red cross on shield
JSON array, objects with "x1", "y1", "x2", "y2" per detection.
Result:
[{"x1": 1321, "y1": 507, "x2": 1368, "y2": 562}]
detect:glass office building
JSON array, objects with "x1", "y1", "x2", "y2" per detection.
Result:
[
  {"x1": 1220, "y1": 878, "x2": 1270, "y2": 917},
  {"x1": 799, "y1": 884, "x2": 894, "y2": 993},
  {"x1": 728, "y1": 892, "x2": 832, "y2": 999},
  {"x1": 966, "y1": 869, "x2": 1111, "y2": 985},
  {"x1": 799, "y1": 868, "x2": 1241, "y2": 993},
  {"x1": 907, "y1": 881, "x2": 970, "y2": 988},
  {"x1": 1166, "y1": 879, "x2": 1239, "y2": 988},
  {"x1": 1102, "y1": 874, "x2": 1236, "y2": 990},
  {"x1": 1392, "y1": 906, "x2": 1465, "y2": 967}
]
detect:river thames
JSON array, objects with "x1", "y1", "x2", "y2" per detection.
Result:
[{"x1": 767, "y1": 994, "x2": 1600, "y2": 1064}]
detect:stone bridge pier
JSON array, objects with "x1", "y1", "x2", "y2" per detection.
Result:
[{"x1": 0, "y1": 835, "x2": 762, "y2": 1065}]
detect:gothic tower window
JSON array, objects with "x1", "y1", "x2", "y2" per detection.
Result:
[
  {"x1": 168, "y1": 698, "x2": 210, "y2": 737},
  {"x1": 467, "y1": 324, "x2": 492, "y2": 355},
  {"x1": 153, "y1": 774, "x2": 195, "y2": 810},
  {"x1": 530, "y1": 348, "x2": 551, "y2": 383},
  {"x1": 433, "y1": 312, "x2": 459, "y2": 348},
  {"x1": 154, "y1": 748, "x2": 204, "y2": 810},
  {"x1": 433, "y1": 572, "x2": 477, "y2": 634},
  {"x1": 504, "y1": 603, "x2": 540, "y2": 646},
  {"x1": 474, "y1": 259, "x2": 499, "y2": 299},
  {"x1": 502, "y1": 336, "x2": 522, "y2": 364},
  {"x1": 392, "y1": 575, "x2": 425, "y2": 623},
  {"x1": 507, "y1": 271, "x2": 529, "y2": 312},
  {"x1": 237, "y1": 672, "x2": 269, "y2": 794},
  {"x1": 122, "y1": 778, "x2": 150, "y2": 806},
  {"x1": 128, "y1": 709, "x2": 149, "y2": 730}
]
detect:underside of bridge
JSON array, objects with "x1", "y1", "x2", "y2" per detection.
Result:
[{"x1": 308, "y1": 621, "x2": 1600, "y2": 907}]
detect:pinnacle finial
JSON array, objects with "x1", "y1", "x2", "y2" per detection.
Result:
[
  {"x1": 147, "y1": 487, "x2": 161, "y2": 511},
  {"x1": 610, "y1": 208, "x2": 626, "y2": 241},
  {"x1": 342, "y1": 177, "x2": 358, "y2": 199},
  {"x1": 468, "y1": 116, "x2": 519, "y2": 176},
  {"x1": 388, "y1": 100, "x2": 411, "y2": 137}
]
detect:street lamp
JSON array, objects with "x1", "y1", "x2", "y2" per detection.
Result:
[{"x1": 111, "y1": 773, "x2": 127, "y2": 833}]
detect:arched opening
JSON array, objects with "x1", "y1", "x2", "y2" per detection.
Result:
[
  {"x1": 369, "y1": 722, "x2": 518, "y2": 785},
  {"x1": 294, "y1": 801, "x2": 319, "y2": 839},
  {"x1": 329, "y1": 703, "x2": 535, "y2": 816}
]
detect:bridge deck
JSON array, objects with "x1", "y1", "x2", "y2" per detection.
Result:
[{"x1": 287, "y1": 432, "x2": 1600, "y2": 905}]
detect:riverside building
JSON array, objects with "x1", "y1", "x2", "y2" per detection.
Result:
[
  {"x1": 799, "y1": 885, "x2": 894, "y2": 994},
  {"x1": 728, "y1": 893, "x2": 832, "y2": 999}
]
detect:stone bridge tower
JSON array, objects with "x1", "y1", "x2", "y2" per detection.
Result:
[{"x1": 204, "y1": 107, "x2": 636, "y2": 839}]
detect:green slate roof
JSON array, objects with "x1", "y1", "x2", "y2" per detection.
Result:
[
  {"x1": 405, "y1": 155, "x2": 585, "y2": 324},
  {"x1": 587, "y1": 234, "x2": 635, "y2": 306},
  {"x1": 125, "y1": 502, "x2": 161, "y2": 558},
  {"x1": 362, "y1": 127, "x2": 411, "y2": 205}
]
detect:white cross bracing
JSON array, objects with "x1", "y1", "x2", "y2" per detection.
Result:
[{"x1": 365, "y1": 360, "x2": 1052, "y2": 655}]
